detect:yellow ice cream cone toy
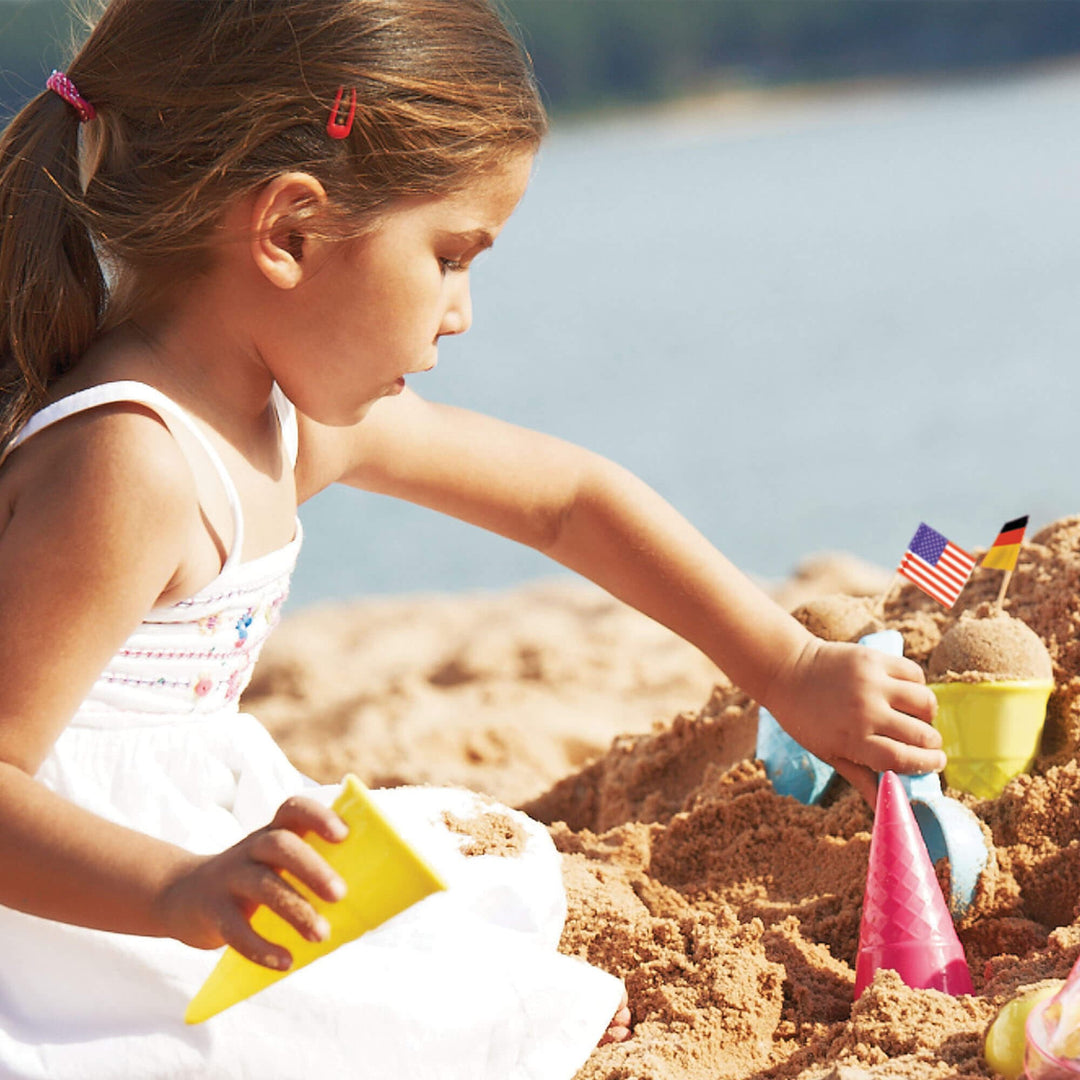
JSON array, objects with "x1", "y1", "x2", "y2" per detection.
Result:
[
  {"x1": 185, "y1": 775, "x2": 447, "y2": 1024},
  {"x1": 929, "y1": 679, "x2": 1053, "y2": 800}
]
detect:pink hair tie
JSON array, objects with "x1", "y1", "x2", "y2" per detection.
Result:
[{"x1": 46, "y1": 70, "x2": 96, "y2": 123}]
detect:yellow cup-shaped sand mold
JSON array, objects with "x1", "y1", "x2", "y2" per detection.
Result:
[
  {"x1": 929, "y1": 680, "x2": 1053, "y2": 800},
  {"x1": 185, "y1": 775, "x2": 447, "y2": 1024},
  {"x1": 984, "y1": 982, "x2": 1063, "y2": 1080}
]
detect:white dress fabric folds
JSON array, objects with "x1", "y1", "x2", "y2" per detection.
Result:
[{"x1": 0, "y1": 383, "x2": 622, "y2": 1080}]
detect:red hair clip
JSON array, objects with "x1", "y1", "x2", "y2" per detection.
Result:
[{"x1": 326, "y1": 86, "x2": 357, "y2": 139}]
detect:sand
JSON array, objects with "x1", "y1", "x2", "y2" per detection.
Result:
[
  {"x1": 928, "y1": 609, "x2": 1054, "y2": 684},
  {"x1": 245, "y1": 518, "x2": 1080, "y2": 1079},
  {"x1": 792, "y1": 594, "x2": 884, "y2": 644}
]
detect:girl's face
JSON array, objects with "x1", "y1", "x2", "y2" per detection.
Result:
[{"x1": 269, "y1": 150, "x2": 535, "y2": 425}]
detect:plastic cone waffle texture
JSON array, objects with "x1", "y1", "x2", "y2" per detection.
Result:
[
  {"x1": 860, "y1": 772, "x2": 954, "y2": 947},
  {"x1": 854, "y1": 772, "x2": 972, "y2": 997}
]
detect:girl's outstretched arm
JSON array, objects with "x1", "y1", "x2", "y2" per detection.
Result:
[
  {"x1": 303, "y1": 390, "x2": 944, "y2": 804},
  {"x1": 0, "y1": 406, "x2": 343, "y2": 966}
]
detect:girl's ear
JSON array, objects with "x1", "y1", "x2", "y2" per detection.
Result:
[{"x1": 249, "y1": 172, "x2": 328, "y2": 289}]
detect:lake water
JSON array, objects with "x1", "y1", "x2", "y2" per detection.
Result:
[{"x1": 292, "y1": 64, "x2": 1080, "y2": 609}]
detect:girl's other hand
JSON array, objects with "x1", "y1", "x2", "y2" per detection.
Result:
[
  {"x1": 155, "y1": 796, "x2": 349, "y2": 970},
  {"x1": 764, "y1": 638, "x2": 945, "y2": 805}
]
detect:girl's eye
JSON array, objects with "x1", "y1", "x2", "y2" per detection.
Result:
[{"x1": 438, "y1": 257, "x2": 466, "y2": 275}]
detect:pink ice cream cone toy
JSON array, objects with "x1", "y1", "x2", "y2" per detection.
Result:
[{"x1": 854, "y1": 771, "x2": 973, "y2": 998}]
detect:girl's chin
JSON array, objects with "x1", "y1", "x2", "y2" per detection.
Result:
[{"x1": 304, "y1": 380, "x2": 404, "y2": 426}]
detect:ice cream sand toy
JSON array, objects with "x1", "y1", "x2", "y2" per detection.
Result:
[
  {"x1": 920, "y1": 515, "x2": 1054, "y2": 800},
  {"x1": 185, "y1": 774, "x2": 447, "y2": 1023},
  {"x1": 927, "y1": 609, "x2": 1053, "y2": 800},
  {"x1": 854, "y1": 770, "x2": 972, "y2": 998}
]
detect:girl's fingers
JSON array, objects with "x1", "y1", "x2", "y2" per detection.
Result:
[
  {"x1": 832, "y1": 759, "x2": 879, "y2": 806},
  {"x1": 216, "y1": 902, "x2": 294, "y2": 971},
  {"x1": 861, "y1": 733, "x2": 947, "y2": 778},
  {"x1": 233, "y1": 859, "x2": 332, "y2": 946},
  {"x1": 870, "y1": 705, "x2": 943, "y2": 751},
  {"x1": 270, "y1": 796, "x2": 349, "y2": 845},
  {"x1": 882, "y1": 653, "x2": 929, "y2": 686},
  {"x1": 248, "y1": 827, "x2": 346, "y2": 905},
  {"x1": 885, "y1": 677, "x2": 937, "y2": 724}
]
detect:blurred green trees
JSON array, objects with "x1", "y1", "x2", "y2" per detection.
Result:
[
  {"x1": 4, "y1": 0, "x2": 1080, "y2": 123},
  {"x1": 502, "y1": 0, "x2": 1080, "y2": 113}
]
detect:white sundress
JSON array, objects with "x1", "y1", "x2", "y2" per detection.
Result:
[{"x1": 0, "y1": 382, "x2": 622, "y2": 1080}]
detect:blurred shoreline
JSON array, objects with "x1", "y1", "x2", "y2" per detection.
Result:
[{"x1": 549, "y1": 51, "x2": 1080, "y2": 133}]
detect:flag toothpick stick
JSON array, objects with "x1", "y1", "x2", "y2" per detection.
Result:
[
  {"x1": 873, "y1": 573, "x2": 902, "y2": 620},
  {"x1": 994, "y1": 570, "x2": 1013, "y2": 615},
  {"x1": 982, "y1": 516, "x2": 1028, "y2": 616}
]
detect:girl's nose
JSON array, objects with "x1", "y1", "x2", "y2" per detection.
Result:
[{"x1": 440, "y1": 275, "x2": 472, "y2": 337}]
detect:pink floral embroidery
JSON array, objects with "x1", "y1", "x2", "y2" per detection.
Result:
[
  {"x1": 225, "y1": 669, "x2": 245, "y2": 702},
  {"x1": 194, "y1": 677, "x2": 213, "y2": 698}
]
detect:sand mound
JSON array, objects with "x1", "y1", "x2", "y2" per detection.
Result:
[
  {"x1": 792, "y1": 593, "x2": 883, "y2": 643},
  {"x1": 928, "y1": 609, "x2": 1053, "y2": 683},
  {"x1": 247, "y1": 518, "x2": 1080, "y2": 1079},
  {"x1": 245, "y1": 578, "x2": 725, "y2": 807}
]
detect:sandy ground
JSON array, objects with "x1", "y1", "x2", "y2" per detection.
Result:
[
  {"x1": 244, "y1": 524, "x2": 1080, "y2": 1079},
  {"x1": 247, "y1": 551, "x2": 888, "y2": 807}
]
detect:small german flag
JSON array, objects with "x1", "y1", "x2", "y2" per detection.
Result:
[{"x1": 981, "y1": 515, "x2": 1028, "y2": 572}]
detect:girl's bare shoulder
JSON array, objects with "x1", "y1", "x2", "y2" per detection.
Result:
[
  {"x1": 0, "y1": 402, "x2": 201, "y2": 583},
  {"x1": 0, "y1": 405, "x2": 203, "y2": 770}
]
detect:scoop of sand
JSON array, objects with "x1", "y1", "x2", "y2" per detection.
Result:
[
  {"x1": 928, "y1": 609, "x2": 1052, "y2": 683},
  {"x1": 791, "y1": 594, "x2": 883, "y2": 644}
]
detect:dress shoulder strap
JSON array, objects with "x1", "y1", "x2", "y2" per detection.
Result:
[{"x1": 0, "y1": 381, "x2": 246, "y2": 572}]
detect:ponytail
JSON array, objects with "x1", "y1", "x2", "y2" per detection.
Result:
[{"x1": 0, "y1": 88, "x2": 105, "y2": 450}]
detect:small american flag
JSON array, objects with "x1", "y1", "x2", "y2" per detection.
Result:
[{"x1": 898, "y1": 523, "x2": 976, "y2": 608}]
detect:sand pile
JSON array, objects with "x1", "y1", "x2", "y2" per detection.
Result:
[
  {"x1": 247, "y1": 519, "x2": 1080, "y2": 1079},
  {"x1": 791, "y1": 593, "x2": 883, "y2": 644},
  {"x1": 244, "y1": 578, "x2": 727, "y2": 807},
  {"x1": 928, "y1": 610, "x2": 1054, "y2": 684}
]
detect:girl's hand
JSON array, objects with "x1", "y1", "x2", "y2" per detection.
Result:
[
  {"x1": 155, "y1": 796, "x2": 349, "y2": 970},
  {"x1": 764, "y1": 638, "x2": 945, "y2": 805}
]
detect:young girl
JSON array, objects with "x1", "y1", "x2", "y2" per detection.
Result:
[{"x1": 0, "y1": 1, "x2": 945, "y2": 1076}]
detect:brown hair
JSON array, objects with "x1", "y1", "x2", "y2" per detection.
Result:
[{"x1": 0, "y1": 0, "x2": 547, "y2": 449}]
